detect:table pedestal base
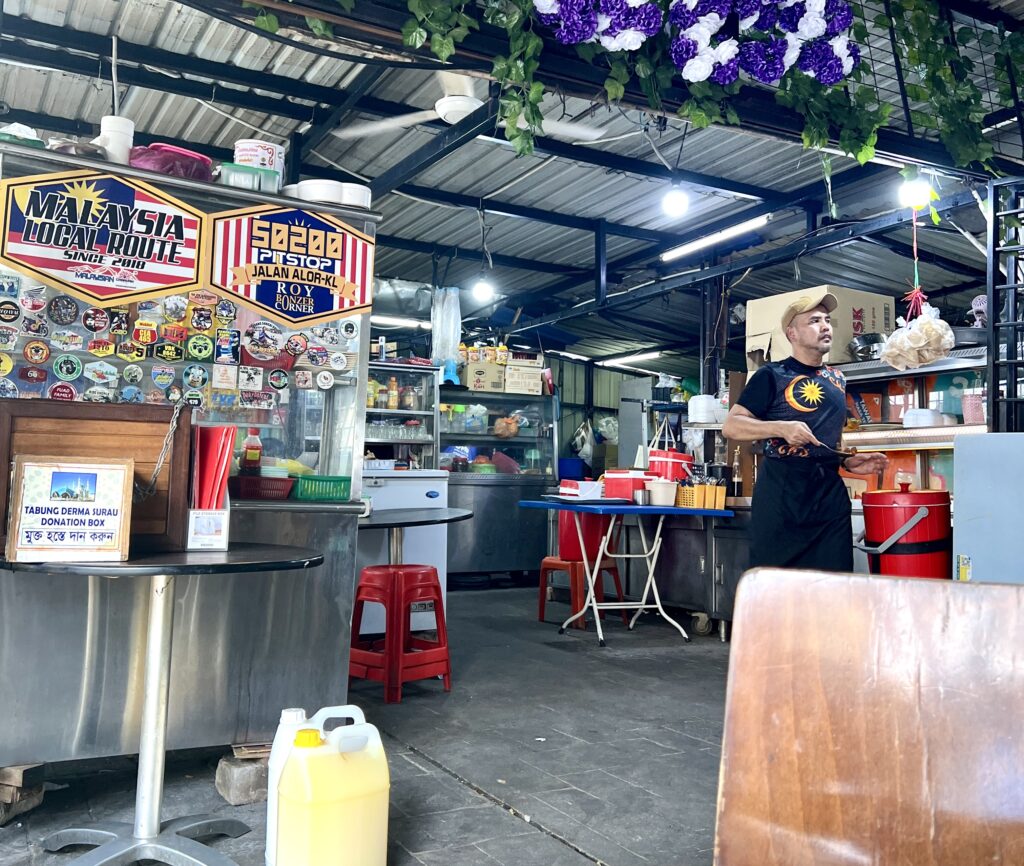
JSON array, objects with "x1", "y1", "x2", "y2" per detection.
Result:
[{"x1": 43, "y1": 816, "x2": 249, "y2": 866}]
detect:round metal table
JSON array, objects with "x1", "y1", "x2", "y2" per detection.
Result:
[
  {"x1": 357, "y1": 507, "x2": 473, "y2": 565},
  {"x1": 2, "y1": 543, "x2": 323, "y2": 866}
]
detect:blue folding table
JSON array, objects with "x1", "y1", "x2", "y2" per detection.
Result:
[{"x1": 519, "y1": 500, "x2": 734, "y2": 646}]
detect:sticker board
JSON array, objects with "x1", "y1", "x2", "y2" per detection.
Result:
[
  {"x1": 208, "y1": 204, "x2": 373, "y2": 327},
  {"x1": 0, "y1": 170, "x2": 206, "y2": 306}
]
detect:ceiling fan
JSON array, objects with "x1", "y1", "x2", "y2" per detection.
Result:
[{"x1": 331, "y1": 71, "x2": 606, "y2": 143}]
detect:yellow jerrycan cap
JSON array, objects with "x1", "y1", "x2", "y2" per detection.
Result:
[{"x1": 294, "y1": 728, "x2": 323, "y2": 748}]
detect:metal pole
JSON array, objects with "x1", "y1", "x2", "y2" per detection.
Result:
[
  {"x1": 986, "y1": 179, "x2": 998, "y2": 431},
  {"x1": 595, "y1": 219, "x2": 608, "y2": 307},
  {"x1": 389, "y1": 526, "x2": 404, "y2": 565},
  {"x1": 883, "y1": 0, "x2": 915, "y2": 137},
  {"x1": 134, "y1": 573, "x2": 175, "y2": 840},
  {"x1": 286, "y1": 131, "x2": 303, "y2": 185}
]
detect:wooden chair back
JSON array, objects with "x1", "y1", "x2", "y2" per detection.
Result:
[{"x1": 715, "y1": 568, "x2": 1024, "y2": 865}]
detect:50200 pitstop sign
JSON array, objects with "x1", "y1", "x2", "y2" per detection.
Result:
[
  {"x1": 208, "y1": 204, "x2": 374, "y2": 327},
  {"x1": 0, "y1": 170, "x2": 205, "y2": 305}
]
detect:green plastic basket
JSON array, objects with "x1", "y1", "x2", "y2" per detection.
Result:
[{"x1": 290, "y1": 474, "x2": 352, "y2": 502}]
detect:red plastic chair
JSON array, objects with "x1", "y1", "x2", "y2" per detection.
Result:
[
  {"x1": 350, "y1": 564, "x2": 452, "y2": 704},
  {"x1": 538, "y1": 556, "x2": 628, "y2": 629}
]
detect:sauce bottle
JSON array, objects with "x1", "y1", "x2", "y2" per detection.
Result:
[
  {"x1": 496, "y1": 342, "x2": 508, "y2": 365},
  {"x1": 731, "y1": 447, "x2": 743, "y2": 498},
  {"x1": 240, "y1": 427, "x2": 263, "y2": 476},
  {"x1": 387, "y1": 377, "x2": 399, "y2": 410}
]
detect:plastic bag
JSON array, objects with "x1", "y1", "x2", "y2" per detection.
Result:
[
  {"x1": 493, "y1": 416, "x2": 520, "y2": 439},
  {"x1": 571, "y1": 419, "x2": 595, "y2": 465},
  {"x1": 430, "y1": 286, "x2": 462, "y2": 367},
  {"x1": 880, "y1": 303, "x2": 954, "y2": 371},
  {"x1": 595, "y1": 414, "x2": 619, "y2": 445},
  {"x1": 129, "y1": 144, "x2": 213, "y2": 181}
]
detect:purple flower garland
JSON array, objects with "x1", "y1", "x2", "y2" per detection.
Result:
[{"x1": 532, "y1": 0, "x2": 860, "y2": 88}]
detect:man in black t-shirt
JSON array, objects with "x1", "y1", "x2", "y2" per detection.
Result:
[{"x1": 722, "y1": 288, "x2": 888, "y2": 571}]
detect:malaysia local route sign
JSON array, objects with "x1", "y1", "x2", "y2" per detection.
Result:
[
  {"x1": 0, "y1": 170, "x2": 206, "y2": 305},
  {"x1": 208, "y1": 204, "x2": 374, "y2": 327}
]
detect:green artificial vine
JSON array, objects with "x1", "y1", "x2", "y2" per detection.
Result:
[
  {"x1": 244, "y1": 0, "x2": 355, "y2": 38},
  {"x1": 391, "y1": 0, "x2": 1022, "y2": 173}
]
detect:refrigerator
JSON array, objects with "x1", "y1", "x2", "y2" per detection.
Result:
[
  {"x1": 356, "y1": 470, "x2": 450, "y2": 633},
  {"x1": 952, "y1": 433, "x2": 1022, "y2": 584}
]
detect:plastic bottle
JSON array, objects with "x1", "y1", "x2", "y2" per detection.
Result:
[
  {"x1": 731, "y1": 447, "x2": 743, "y2": 498},
  {"x1": 496, "y1": 342, "x2": 509, "y2": 365},
  {"x1": 265, "y1": 705, "x2": 368, "y2": 866},
  {"x1": 275, "y1": 722, "x2": 390, "y2": 866},
  {"x1": 366, "y1": 379, "x2": 378, "y2": 409},
  {"x1": 240, "y1": 428, "x2": 263, "y2": 476},
  {"x1": 457, "y1": 343, "x2": 468, "y2": 365},
  {"x1": 387, "y1": 377, "x2": 399, "y2": 410}
]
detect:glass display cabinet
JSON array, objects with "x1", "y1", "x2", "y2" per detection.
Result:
[{"x1": 364, "y1": 362, "x2": 440, "y2": 469}]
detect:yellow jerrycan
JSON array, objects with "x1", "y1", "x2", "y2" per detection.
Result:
[{"x1": 275, "y1": 721, "x2": 390, "y2": 866}]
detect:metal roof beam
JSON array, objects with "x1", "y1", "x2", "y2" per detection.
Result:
[
  {"x1": 862, "y1": 235, "x2": 986, "y2": 278},
  {"x1": 376, "y1": 233, "x2": 584, "y2": 275},
  {"x1": 2, "y1": 17, "x2": 778, "y2": 201},
  {"x1": 300, "y1": 66, "x2": 384, "y2": 160},
  {"x1": 508, "y1": 187, "x2": 980, "y2": 332},
  {"x1": 369, "y1": 97, "x2": 500, "y2": 197}
]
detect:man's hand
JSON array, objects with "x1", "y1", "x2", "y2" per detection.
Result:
[
  {"x1": 778, "y1": 421, "x2": 823, "y2": 447},
  {"x1": 843, "y1": 452, "x2": 888, "y2": 475}
]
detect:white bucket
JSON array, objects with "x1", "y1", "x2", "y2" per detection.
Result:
[
  {"x1": 235, "y1": 138, "x2": 285, "y2": 176},
  {"x1": 645, "y1": 478, "x2": 678, "y2": 506},
  {"x1": 92, "y1": 115, "x2": 135, "y2": 165}
]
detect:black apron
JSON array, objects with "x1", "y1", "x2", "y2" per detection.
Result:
[{"x1": 750, "y1": 457, "x2": 853, "y2": 572}]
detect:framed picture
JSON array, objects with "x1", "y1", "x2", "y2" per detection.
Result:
[{"x1": 6, "y1": 456, "x2": 134, "y2": 562}]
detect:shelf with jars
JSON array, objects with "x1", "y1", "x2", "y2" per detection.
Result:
[{"x1": 364, "y1": 362, "x2": 440, "y2": 469}]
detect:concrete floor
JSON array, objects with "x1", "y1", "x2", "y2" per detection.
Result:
[{"x1": 0, "y1": 586, "x2": 730, "y2": 866}]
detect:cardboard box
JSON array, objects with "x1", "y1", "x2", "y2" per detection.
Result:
[
  {"x1": 504, "y1": 364, "x2": 543, "y2": 395},
  {"x1": 466, "y1": 362, "x2": 505, "y2": 392},
  {"x1": 508, "y1": 349, "x2": 544, "y2": 368},
  {"x1": 745, "y1": 285, "x2": 895, "y2": 369}
]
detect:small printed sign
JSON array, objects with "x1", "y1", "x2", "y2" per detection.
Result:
[
  {"x1": 238, "y1": 365, "x2": 263, "y2": 391},
  {"x1": 211, "y1": 364, "x2": 238, "y2": 390},
  {"x1": 6, "y1": 456, "x2": 133, "y2": 562}
]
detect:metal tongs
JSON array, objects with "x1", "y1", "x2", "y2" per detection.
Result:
[{"x1": 820, "y1": 443, "x2": 857, "y2": 459}]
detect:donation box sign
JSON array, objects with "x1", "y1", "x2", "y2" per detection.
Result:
[
  {"x1": 6, "y1": 456, "x2": 134, "y2": 562},
  {"x1": 0, "y1": 170, "x2": 206, "y2": 306},
  {"x1": 208, "y1": 204, "x2": 374, "y2": 327}
]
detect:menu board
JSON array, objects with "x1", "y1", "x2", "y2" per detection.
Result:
[
  {"x1": 208, "y1": 205, "x2": 373, "y2": 327},
  {"x1": 0, "y1": 170, "x2": 205, "y2": 305}
]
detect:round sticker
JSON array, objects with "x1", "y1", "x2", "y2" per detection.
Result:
[
  {"x1": 152, "y1": 365, "x2": 176, "y2": 389},
  {"x1": 183, "y1": 364, "x2": 209, "y2": 388},
  {"x1": 120, "y1": 385, "x2": 144, "y2": 404},
  {"x1": 285, "y1": 333, "x2": 308, "y2": 356},
  {"x1": 19, "y1": 288, "x2": 46, "y2": 313},
  {"x1": 48, "y1": 382, "x2": 77, "y2": 401},
  {"x1": 316, "y1": 370, "x2": 335, "y2": 390},
  {"x1": 47, "y1": 295, "x2": 80, "y2": 325},
  {"x1": 328, "y1": 352, "x2": 348, "y2": 371},
  {"x1": 123, "y1": 364, "x2": 144, "y2": 384},
  {"x1": 340, "y1": 319, "x2": 359, "y2": 339},
  {"x1": 0, "y1": 301, "x2": 20, "y2": 323},
  {"x1": 0, "y1": 377, "x2": 19, "y2": 399},
  {"x1": 215, "y1": 299, "x2": 237, "y2": 324},
  {"x1": 82, "y1": 308, "x2": 110, "y2": 332},
  {"x1": 53, "y1": 354, "x2": 83, "y2": 381},
  {"x1": 23, "y1": 340, "x2": 50, "y2": 364},
  {"x1": 0, "y1": 353, "x2": 11, "y2": 377},
  {"x1": 167, "y1": 385, "x2": 183, "y2": 404},
  {"x1": 243, "y1": 322, "x2": 284, "y2": 361},
  {"x1": 306, "y1": 346, "x2": 329, "y2": 367},
  {"x1": 163, "y1": 296, "x2": 188, "y2": 322},
  {"x1": 183, "y1": 388, "x2": 205, "y2": 408},
  {"x1": 267, "y1": 369, "x2": 289, "y2": 390},
  {"x1": 187, "y1": 335, "x2": 214, "y2": 360}
]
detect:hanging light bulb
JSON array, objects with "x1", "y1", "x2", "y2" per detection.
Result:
[
  {"x1": 898, "y1": 177, "x2": 933, "y2": 211},
  {"x1": 662, "y1": 186, "x2": 690, "y2": 219},
  {"x1": 471, "y1": 277, "x2": 495, "y2": 303}
]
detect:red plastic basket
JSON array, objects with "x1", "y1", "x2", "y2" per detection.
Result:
[{"x1": 228, "y1": 475, "x2": 294, "y2": 501}]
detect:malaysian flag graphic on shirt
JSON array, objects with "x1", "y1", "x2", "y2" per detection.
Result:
[{"x1": 0, "y1": 171, "x2": 204, "y2": 303}]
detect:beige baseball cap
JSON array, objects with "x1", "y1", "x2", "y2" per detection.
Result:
[{"x1": 780, "y1": 288, "x2": 838, "y2": 329}]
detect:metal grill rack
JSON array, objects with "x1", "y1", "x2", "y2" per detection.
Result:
[{"x1": 987, "y1": 177, "x2": 1024, "y2": 431}]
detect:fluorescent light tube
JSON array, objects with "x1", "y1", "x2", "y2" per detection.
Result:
[
  {"x1": 598, "y1": 351, "x2": 662, "y2": 367},
  {"x1": 370, "y1": 315, "x2": 432, "y2": 329},
  {"x1": 660, "y1": 215, "x2": 771, "y2": 263}
]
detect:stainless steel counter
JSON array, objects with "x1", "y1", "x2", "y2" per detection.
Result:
[
  {"x1": 446, "y1": 475, "x2": 554, "y2": 573},
  {"x1": 0, "y1": 504, "x2": 358, "y2": 767}
]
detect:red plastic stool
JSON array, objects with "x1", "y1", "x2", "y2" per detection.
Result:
[
  {"x1": 350, "y1": 564, "x2": 452, "y2": 704},
  {"x1": 538, "y1": 556, "x2": 628, "y2": 630}
]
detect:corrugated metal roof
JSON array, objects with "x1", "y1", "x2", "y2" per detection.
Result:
[{"x1": 0, "y1": 0, "x2": 1015, "y2": 370}]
